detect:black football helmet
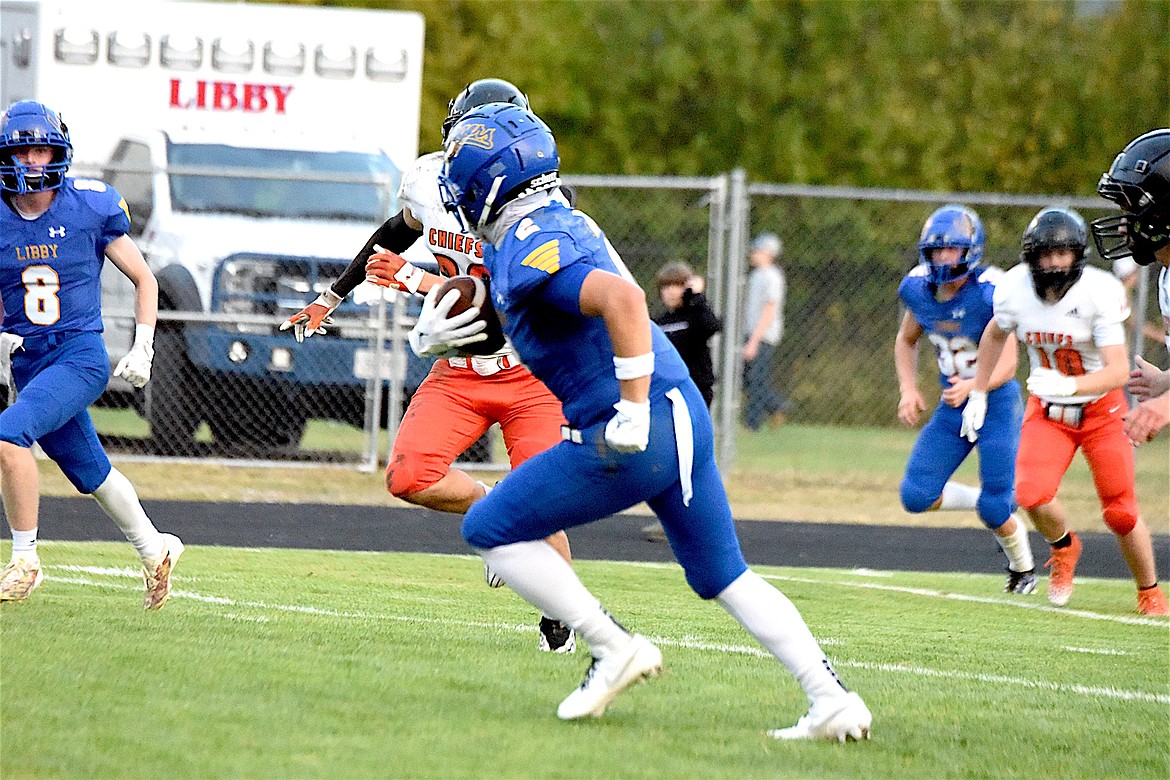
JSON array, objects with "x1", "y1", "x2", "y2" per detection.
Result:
[
  {"x1": 440, "y1": 78, "x2": 529, "y2": 143},
  {"x1": 1021, "y1": 206, "x2": 1089, "y2": 302},
  {"x1": 1091, "y1": 128, "x2": 1170, "y2": 267}
]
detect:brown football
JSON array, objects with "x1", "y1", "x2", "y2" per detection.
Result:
[{"x1": 432, "y1": 275, "x2": 506, "y2": 355}]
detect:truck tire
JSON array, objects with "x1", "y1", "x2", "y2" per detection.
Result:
[
  {"x1": 206, "y1": 375, "x2": 307, "y2": 454},
  {"x1": 147, "y1": 324, "x2": 203, "y2": 455}
]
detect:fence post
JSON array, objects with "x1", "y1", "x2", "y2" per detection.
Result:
[
  {"x1": 718, "y1": 168, "x2": 749, "y2": 469},
  {"x1": 361, "y1": 296, "x2": 388, "y2": 473}
]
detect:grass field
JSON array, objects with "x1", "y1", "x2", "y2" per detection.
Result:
[
  {"x1": 47, "y1": 417, "x2": 1170, "y2": 533},
  {"x1": 1, "y1": 541, "x2": 1167, "y2": 778}
]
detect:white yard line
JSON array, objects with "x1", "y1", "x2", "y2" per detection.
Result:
[{"x1": 44, "y1": 570, "x2": 1169, "y2": 707}]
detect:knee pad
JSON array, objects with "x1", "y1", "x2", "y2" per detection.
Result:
[
  {"x1": 1014, "y1": 476, "x2": 1055, "y2": 512},
  {"x1": 1103, "y1": 500, "x2": 1139, "y2": 536},
  {"x1": 899, "y1": 479, "x2": 938, "y2": 514},
  {"x1": 55, "y1": 451, "x2": 111, "y2": 495},
  {"x1": 976, "y1": 490, "x2": 1012, "y2": 530},
  {"x1": 384, "y1": 452, "x2": 440, "y2": 500}
]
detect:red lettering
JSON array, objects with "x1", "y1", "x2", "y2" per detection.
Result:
[
  {"x1": 169, "y1": 78, "x2": 184, "y2": 108},
  {"x1": 213, "y1": 81, "x2": 239, "y2": 111},
  {"x1": 270, "y1": 85, "x2": 293, "y2": 114},
  {"x1": 241, "y1": 84, "x2": 268, "y2": 112}
]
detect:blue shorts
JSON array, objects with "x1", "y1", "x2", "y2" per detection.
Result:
[
  {"x1": 900, "y1": 381, "x2": 1023, "y2": 528},
  {"x1": 0, "y1": 330, "x2": 112, "y2": 494},
  {"x1": 462, "y1": 379, "x2": 748, "y2": 599}
]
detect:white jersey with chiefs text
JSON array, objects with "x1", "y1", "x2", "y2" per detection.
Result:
[
  {"x1": 398, "y1": 151, "x2": 514, "y2": 362},
  {"x1": 993, "y1": 264, "x2": 1129, "y2": 404}
]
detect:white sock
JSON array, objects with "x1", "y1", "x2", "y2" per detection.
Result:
[
  {"x1": 480, "y1": 540, "x2": 632, "y2": 657},
  {"x1": 10, "y1": 528, "x2": 38, "y2": 559},
  {"x1": 716, "y1": 570, "x2": 848, "y2": 705},
  {"x1": 996, "y1": 515, "x2": 1035, "y2": 572},
  {"x1": 939, "y1": 481, "x2": 979, "y2": 511},
  {"x1": 91, "y1": 468, "x2": 164, "y2": 560},
  {"x1": 477, "y1": 480, "x2": 493, "y2": 497}
]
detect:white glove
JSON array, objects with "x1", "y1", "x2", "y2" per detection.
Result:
[
  {"x1": 407, "y1": 285, "x2": 489, "y2": 358},
  {"x1": 114, "y1": 324, "x2": 155, "y2": 389},
  {"x1": 604, "y1": 399, "x2": 651, "y2": 453},
  {"x1": 959, "y1": 389, "x2": 987, "y2": 443},
  {"x1": 280, "y1": 289, "x2": 343, "y2": 343},
  {"x1": 1027, "y1": 368, "x2": 1077, "y2": 398},
  {"x1": 0, "y1": 332, "x2": 24, "y2": 389}
]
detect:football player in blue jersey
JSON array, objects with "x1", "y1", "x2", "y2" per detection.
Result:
[
  {"x1": 434, "y1": 102, "x2": 871, "y2": 741},
  {"x1": 0, "y1": 101, "x2": 183, "y2": 610},
  {"x1": 894, "y1": 205, "x2": 1035, "y2": 593}
]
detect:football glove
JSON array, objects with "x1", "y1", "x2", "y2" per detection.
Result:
[
  {"x1": 407, "y1": 285, "x2": 488, "y2": 358},
  {"x1": 280, "y1": 289, "x2": 343, "y2": 343},
  {"x1": 365, "y1": 244, "x2": 426, "y2": 294},
  {"x1": 114, "y1": 325, "x2": 155, "y2": 389},
  {"x1": 959, "y1": 389, "x2": 987, "y2": 443},
  {"x1": 1027, "y1": 368, "x2": 1077, "y2": 398},
  {"x1": 604, "y1": 399, "x2": 651, "y2": 453}
]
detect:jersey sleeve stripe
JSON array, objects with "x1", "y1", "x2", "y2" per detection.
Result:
[{"x1": 521, "y1": 239, "x2": 561, "y2": 274}]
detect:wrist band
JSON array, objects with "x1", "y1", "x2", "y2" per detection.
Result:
[
  {"x1": 133, "y1": 322, "x2": 155, "y2": 347},
  {"x1": 613, "y1": 352, "x2": 654, "y2": 380}
]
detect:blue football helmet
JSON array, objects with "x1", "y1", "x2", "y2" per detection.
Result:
[
  {"x1": 917, "y1": 204, "x2": 984, "y2": 286},
  {"x1": 438, "y1": 103, "x2": 560, "y2": 234},
  {"x1": 0, "y1": 100, "x2": 73, "y2": 194}
]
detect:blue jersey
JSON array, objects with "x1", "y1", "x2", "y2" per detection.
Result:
[
  {"x1": 898, "y1": 265, "x2": 1002, "y2": 389},
  {"x1": 485, "y1": 202, "x2": 689, "y2": 428},
  {"x1": 0, "y1": 178, "x2": 131, "y2": 337}
]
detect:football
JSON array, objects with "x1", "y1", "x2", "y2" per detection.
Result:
[{"x1": 433, "y1": 275, "x2": 506, "y2": 355}]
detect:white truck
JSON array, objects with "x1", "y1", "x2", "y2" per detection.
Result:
[{"x1": 0, "y1": 0, "x2": 425, "y2": 453}]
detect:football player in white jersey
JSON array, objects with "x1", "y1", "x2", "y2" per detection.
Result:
[
  {"x1": 962, "y1": 206, "x2": 1167, "y2": 615},
  {"x1": 281, "y1": 80, "x2": 577, "y2": 652},
  {"x1": 1091, "y1": 129, "x2": 1170, "y2": 448}
]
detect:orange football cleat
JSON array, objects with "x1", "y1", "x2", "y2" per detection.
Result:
[
  {"x1": 1045, "y1": 531, "x2": 1082, "y2": 607},
  {"x1": 1137, "y1": 585, "x2": 1169, "y2": 616}
]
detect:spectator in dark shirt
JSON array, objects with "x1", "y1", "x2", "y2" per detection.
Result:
[{"x1": 652, "y1": 261, "x2": 723, "y2": 408}]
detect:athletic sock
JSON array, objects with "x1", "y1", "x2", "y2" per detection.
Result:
[
  {"x1": 996, "y1": 515, "x2": 1035, "y2": 572},
  {"x1": 479, "y1": 540, "x2": 632, "y2": 657},
  {"x1": 10, "y1": 528, "x2": 37, "y2": 559},
  {"x1": 1050, "y1": 532, "x2": 1073, "y2": 549},
  {"x1": 716, "y1": 570, "x2": 848, "y2": 704},
  {"x1": 939, "y1": 481, "x2": 979, "y2": 511},
  {"x1": 91, "y1": 468, "x2": 164, "y2": 560}
]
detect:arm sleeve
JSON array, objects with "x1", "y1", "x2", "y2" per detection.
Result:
[{"x1": 330, "y1": 211, "x2": 424, "y2": 298}]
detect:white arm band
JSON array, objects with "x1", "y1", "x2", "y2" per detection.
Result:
[
  {"x1": 133, "y1": 323, "x2": 156, "y2": 348},
  {"x1": 613, "y1": 352, "x2": 655, "y2": 380}
]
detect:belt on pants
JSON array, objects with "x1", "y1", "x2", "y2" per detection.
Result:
[
  {"x1": 447, "y1": 354, "x2": 518, "y2": 376},
  {"x1": 559, "y1": 387, "x2": 694, "y2": 506},
  {"x1": 1042, "y1": 401, "x2": 1085, "y2": 429}
]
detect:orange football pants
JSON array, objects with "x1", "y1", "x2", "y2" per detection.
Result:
[
  {"x1": 386, "y1": 360, "x2": 566, "y2": 497},
  {"x1": 1015, "y1": 388, "x2": 1138, "y2": 536}
]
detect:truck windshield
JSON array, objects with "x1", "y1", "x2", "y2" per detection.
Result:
[{"x1": 168, "y1": 143, "x2": 399, "y2": 221}]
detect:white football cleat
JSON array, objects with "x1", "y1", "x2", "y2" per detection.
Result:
[
  {"x1": 142, "y1": 533, "x2": 184, "y2": 611},
  {"x1": 0, "y1": 556, "x2": 43, "y2": 602},
  {"x1": 768, "y1": 692, "x2": 872, "y2": 742},
  {"x1": 557, "y1": 634, "x2": 662, "y2": 720},
  {"x1": 483, "y1": 562, "x2": 505, "y2": 589}
]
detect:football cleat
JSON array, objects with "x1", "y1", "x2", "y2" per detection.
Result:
[
  {"x1": 1004, "y1": 567, "x2": 1038, "y2": 595},
  {"x1": 0, "y1": 556, "x2": 43, "y2": 602},
  {"x1": 538, "y1": 616, "x2": 576, "y2": 654},
  {"x1": 1045, "y1": 531, "x2": 1081, "y2": 607},
  {"x1": 1137, "y1": 585, "x2": 1169, "y2": 616},
  {"x1": 484, "y1": 562, "x2": 505, "y2": 588},
  {"x1": 557, "y1": 634, "x2": 662, "y2": 720},
  {"x1": 142, "y1": 533, "x2": 184, "y2": 611},
  {"x1": 768, "y1": 692, "x2": 873, "y2": 742}
]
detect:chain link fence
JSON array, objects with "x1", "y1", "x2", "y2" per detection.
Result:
[{"x1": 60, "y1": 168, "x2": 1156, "y2": 472}]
